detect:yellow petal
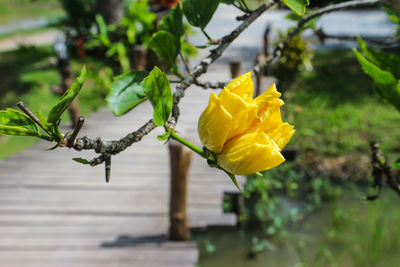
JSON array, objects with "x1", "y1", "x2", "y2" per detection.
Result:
[
  {"x1": 218, "y1": 87, "x2": 247, "y2": 116},
  {"x1": 225, "y1": 103, "x2": 258, "y2": 141},
  {"x1": 266, "y1": 123, "x2": 295, "y2": 150},
  {"x1": 252, "y1": 83, "x2": 283, "y2": 114},
  {"x1": 217, "y1": 131, "x2": 285, "y2": 175},
  {"x1": 198, "y1": 93, "x2": 232, "y2": 153},
  {"x1": 257, "y1": 101, "x2": 283, "y2": 133},
  {"x1": 225, "y1": 72, "x2": 254, "y2": 101}
]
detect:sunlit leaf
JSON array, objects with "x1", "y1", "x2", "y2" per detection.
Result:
[
  {"x1": 0, "y1": 109, "x2": 39, "y2": 137},
  {"x1": 357, "y1": 37, "x2": 400, "y2": 78},
  {"x1": 106, "y1": 71, "x2": 149, "y2": 116},
  {"x1": 95, "y1": 14, "x2": 111, "y2": 47},
  {"x1": 140, "y1": 67, "x2": 173, "y2": 126},
  {"x1": 157, "y1": 132, "x2": 171, "y2": 141},
  {"x1": 354, "y1": 50, "x2": 397, "y2": 85},
  {"x1": 354, "y1": 49, "x2": 400, "y2": 111},
  {"x1": 47, "y1": 67, "x2": 86, "y2": 124},
  {"x1": 116, "y1": 42, "x2": 130, "y2": 72},
  {"x1": 281, "y1": 0, "x2": 309, "y2": 16}
]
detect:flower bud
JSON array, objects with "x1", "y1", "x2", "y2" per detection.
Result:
[{"x1": 198, "y1": 72, "x2": 294, "y2": 175}]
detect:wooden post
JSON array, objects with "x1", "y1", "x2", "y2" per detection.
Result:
[
  {"x1": 169, "y1": 140, "x2": 193, "y2": 240},
  {"x1": 229, "y1": 61, "x2": 242, "y2": 78},
  {"x1": 131, "y1": 45, "x2": 147, "y2": 71}
]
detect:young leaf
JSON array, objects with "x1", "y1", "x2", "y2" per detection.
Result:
[
  {"x1": 354, "y1": 50, "x2": 397, "y2": 85},
  {"x1": 0, "y1": 109, "x2": 39, "y2": 137},
  {"x1": 73, "y1": 157, "x2": 91, "y2": 165},
  {"x1": 354, "y1": 49, "x2": 400, "y2": 111},
  {"x1": 95, "y1": 14, "x2": 111, "y2": 47},
  {"x1": 47, "y1": 67, "x2": 86, "y2": 124},
  {"x1": 106, "y1": 71, "x2": 149, "y2": 116},
  {"x1": 140, "y1": 67, "x2": 173, "y2": 126},
  {"x1": 357, "y1": 37, "x2": 400, "y2": 78},
  {"x1": 281, "y1": 0, "x2": 309, "y2": 16},
  {"x1": 116, "y1": 42, "x2": 130, "y2": 72},
  {"x1": 157, "y1": 132, "x2": 171, "y2": 141},
  {"x1": 149, "y1": 31, "x2": 179, "y2": 70},
  {"x1": 159, "y1": 4, "x2": 184, "y2": 44},
  {"x1": 183, "y1": 0, "x2": 220, "y2": 29}
]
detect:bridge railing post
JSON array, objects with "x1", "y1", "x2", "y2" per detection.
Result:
[{"x1": 168, "y1": 140, "x2": 193, "y2": 240}]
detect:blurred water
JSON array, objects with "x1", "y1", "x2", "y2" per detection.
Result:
[{"x1": 0, "y1": 17, "x2": 49, "y2": 35}]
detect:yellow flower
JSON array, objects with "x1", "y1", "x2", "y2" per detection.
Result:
[{"x1": 198, "y1": 72, "x2": 295, "y2": 175}]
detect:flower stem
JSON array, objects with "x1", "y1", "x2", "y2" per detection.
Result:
[{"x1": 169, "y1": 131, "x2": 207, "y2": 158}]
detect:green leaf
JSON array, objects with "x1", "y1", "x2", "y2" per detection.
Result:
[
  {"x1": 140, "y1": 67, "x2": 173, "y2": 126},
  {"x1": 105, "y1": 44, "x2": 118, "y2": 57},
  {"x1": 183, "y1": 0, "x2": 220, "y2": 29},
  {"x1": 354, "y1": 49, "x2": 400, "y2": 111},
  {"x1": 116, "y1": 42, "x2": 130, "y2": 72},
  {"x1": 149, "y1": 31, "x2": 179, "y2": 70},
  {"x1": 106, "y1": 71, "x2": 149, "y2": 116},
  {"x1": 95, "y1": 14, "x2": 111, "y2": 47},
  {"x1": 182, "y1": 40, "x2": 198, "y2": 58},
  {"x1": 354, "y1": 49, "x2": 397, "y2": 85},
  {"x1": 157, "y1": 132, "x2": 171, "y2": 141},
  {"x1": 357, "y1": 37, "x2": 400, "y2": 79},
  {"x1": 0, "y1": 109, "x2": 39, "y2": 137},
  {"x1": 281, "y1": 0, "x2": 309, "y2": 16},
  {"x1": 126, "y1": 25, "x2": 136, "y2": 44},
  {"x1": 159, "y1": 4, "x2": 184, "y2": 44},
  {"x1": 37, "y1": 110, "x2": 54, "y2": 133},
  {"x1": 391, "y1": 162, "x2": 400, "y2": 170},
  {"x1": 73, "y1": 158, "x2": 91, "y2": 165},
  {"x1": 47, "y1": 66, "x2": 86, "y2": 124}
]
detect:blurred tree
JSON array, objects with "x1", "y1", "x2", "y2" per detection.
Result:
[
  {"x1": 97, "y1": 0, "x2": 125, "y2": 24},
  {"x1": 59, "y1": 0, "x2": 97, "y2": 40}
]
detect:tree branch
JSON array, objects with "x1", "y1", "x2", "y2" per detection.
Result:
[
  {"x1": 367, "y1": 142, "x2": 400, "y2": 200},
  {"x1": 71, "y1": 119, "x2": 156, "y2": 154},
  {"x1": 253, "y1": 0, "x2": 383, "y2": 73},
  {"x1": 65, "y1": 1, "x2": 278, "y2": 166},
  {"x1": 194, "y1": 79, "x2": 227, "y2": 89},
  {"x1": 315, "y1": 29, "x2": 400, "y2": 48}
]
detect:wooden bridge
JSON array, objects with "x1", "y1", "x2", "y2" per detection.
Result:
[{"x1": 0, "y1": 68, "x2": 243, "y2": 266}]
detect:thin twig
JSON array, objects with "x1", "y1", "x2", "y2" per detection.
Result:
[
  {"x1": 253, "y1": 0, "x2": 382, "y2": 73},
  {"x1": 17, "y1": 101, "x2": 51, "y2": 135},
  {"x1": 67, "y1": 116, "x2": 85, "y2": 147},
  {"x1": 315, "y1": 29, "x2": 400, "y2": 47},
  {"x1": 368, "y1": 142, "x2": 400, "y2": 201}
]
